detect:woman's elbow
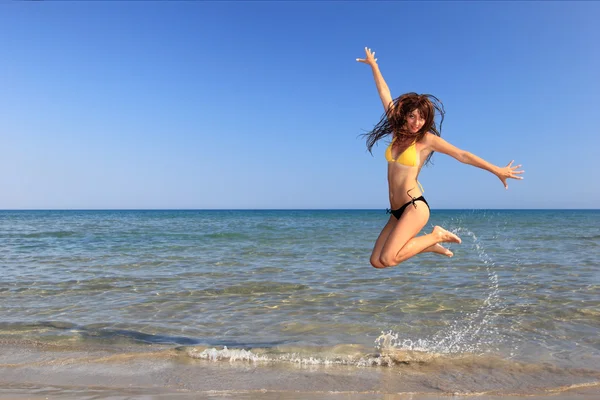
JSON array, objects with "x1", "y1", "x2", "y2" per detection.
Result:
[{"x1": 458, "y1": 151, "x2": 472, "y2": 164}]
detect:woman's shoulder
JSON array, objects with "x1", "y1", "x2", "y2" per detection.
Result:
[{"x1": 420, "y1": 132, "x2": 439, "y2": 145}]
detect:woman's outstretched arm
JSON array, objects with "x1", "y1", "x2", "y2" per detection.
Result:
[
  {"x1": 424, "y1": 133, "x2": 524, "y2": 189},
  {"x1": 357, "y1": 47, "x2": 393, "y2": 113}
]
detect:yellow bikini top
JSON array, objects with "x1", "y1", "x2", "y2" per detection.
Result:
[{"x1": 385, "y1": 138, "x2": 418, "y2": 167}]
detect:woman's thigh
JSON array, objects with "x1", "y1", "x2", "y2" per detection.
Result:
[
  {"x1": 370, "y1": 216, "x2": 398, "y2": 267},
  {"x1": 380, "y1": 204, "x2": 430, "y2": 258}
]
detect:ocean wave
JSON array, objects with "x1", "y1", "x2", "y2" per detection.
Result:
[
  {"x1": 184, "y1": 343, "x2": 456, "y2": 367},
  {"x1": 179, "y1": 343, "x2": 600, "y2": 395},
  {"x1": 1, "y1": 331, "x2": 599, "y2": 396},
  {"x1": 177, "y1": 342, "x2": 600, "y2": 395}
]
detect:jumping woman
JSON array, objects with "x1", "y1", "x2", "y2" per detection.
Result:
[{"x1": 357, "y1": 47, "x2": 524, "y2": 269}]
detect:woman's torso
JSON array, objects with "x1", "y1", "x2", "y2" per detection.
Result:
[{"x1": 386, "y1": 138, "x2": 431, "y2": 209}]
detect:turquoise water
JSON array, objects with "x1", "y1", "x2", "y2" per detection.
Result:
[{"x1": 1, "y1": 209, "x2": 599, "y2": 396}]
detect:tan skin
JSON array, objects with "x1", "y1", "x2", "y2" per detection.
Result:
[{"x1": 357, "y1": 47, "x2": 524, "y2": 268}]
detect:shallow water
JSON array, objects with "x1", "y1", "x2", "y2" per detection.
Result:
[{"x1": 1, "y1": 209, "x2": 599, "y2": 397}]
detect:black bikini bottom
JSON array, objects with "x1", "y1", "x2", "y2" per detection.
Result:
[{"x1": 386, "y1": 196, "x2": 430, "y2": 220}]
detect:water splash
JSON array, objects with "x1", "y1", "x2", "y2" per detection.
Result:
[
  {"x1": 376, "y1": 228, "x2": 505, "y2": 355},
  {"x1": 430, "y1": 228, "x2": 503, "y2": 353}
]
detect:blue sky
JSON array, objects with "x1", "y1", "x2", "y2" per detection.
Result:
[{"x1": 1, "y1": 2, "x2": 598, "y2": 209}]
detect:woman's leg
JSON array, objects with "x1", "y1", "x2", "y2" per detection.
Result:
[
  {"x1": 371, "y1": 226, "x2": 452, "y2": 268},
  {"x1": 378, "y1": 205, "x2": 461, "y2": 268},
  {"x1": 370, "y1": 216, "x2": 397, "y2": 268},
  {"x1": 422, "y1": 243, "x2": 454, "y2": 257},
  {"x1": 370, "y1": 209, "x2": 457, "y2": 268}
]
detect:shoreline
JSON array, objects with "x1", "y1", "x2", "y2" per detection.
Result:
[{"x1": 0, "y1": 341, "x2": 598, "y2": 400}]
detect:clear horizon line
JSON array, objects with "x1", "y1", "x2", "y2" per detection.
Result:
[{"x1": 1, "y1": 208, "x2": 599, "y2": 212}]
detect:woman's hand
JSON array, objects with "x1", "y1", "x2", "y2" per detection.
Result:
[
  {"x1": 496, "y1": 161, "x2": 524, "y2": 189},
  {"x1": 356, "y1": 47, "x2": 378, "y2": 68},
  {"x1": 356, "y1": 47, "x2": 392, "y2": 111}
]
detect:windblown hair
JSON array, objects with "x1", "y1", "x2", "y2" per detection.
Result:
[{"x1": 363, "y1": 92, "x2": 445, "y2": 165}]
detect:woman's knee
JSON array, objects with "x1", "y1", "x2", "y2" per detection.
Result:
[
  {"x1": 370, "y1": 255, "x2": 387, "y2": 269},
  {"x1": 378, "y1": 252, "x2": 400, "y2": 268}
]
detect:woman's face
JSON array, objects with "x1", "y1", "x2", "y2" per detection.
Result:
[{"x1": 405, "y1": 109, "x2": 425, "y2": 134}]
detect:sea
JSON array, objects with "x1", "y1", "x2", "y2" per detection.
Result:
[{"x1": 0, "y1": 209, "x2": 599, "y2": 399}]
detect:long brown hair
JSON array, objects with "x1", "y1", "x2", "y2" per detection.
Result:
[{"x1": 363, "y1": 93, "x2": 445, "y2": 165}]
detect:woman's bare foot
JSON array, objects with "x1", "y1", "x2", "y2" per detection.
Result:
[
  {"x1": 432, "y1": 226, "x2": 462, "y2": 244},
  {"x1": 428, "y1": 243, "x2": 454, "y2": 257}
]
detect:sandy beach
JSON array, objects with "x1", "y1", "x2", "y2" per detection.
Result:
[{"x1": 0, "y1": 340, "x2": 598, "y2": 400}]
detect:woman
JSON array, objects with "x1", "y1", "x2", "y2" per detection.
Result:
[{"x1": 356, "y1": 47, "x2": 524, "y2": 269}]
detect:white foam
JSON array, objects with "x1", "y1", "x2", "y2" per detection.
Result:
[
  {"x1": 187, "y1": 346, "x2": 361, "y2": 366},
  {"x1": 191, "y1": 346, "x2": 269, "y2": 363}
]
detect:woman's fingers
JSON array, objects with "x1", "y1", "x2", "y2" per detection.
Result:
[
  {"x1": 357, "y1": 48, "x2": 377, "y2": 64},
  {"x1": 512, "y1": 164, "x2": 524, "y2": 178},
  {"x1": 505, "y1": 161, "x2": 524, "y2": 178}
]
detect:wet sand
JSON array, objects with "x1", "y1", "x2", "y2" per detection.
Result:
[{"x1": 0, "y1": 341, "x2": 598, "y2": 400}]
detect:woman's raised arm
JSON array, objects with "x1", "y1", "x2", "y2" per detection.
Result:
[
  {"x1": 357, "y1": 47, "x2": 393, "y2": 113},
  {"x1": 425, "y1": 133, "x2": 524, "y2": 189}
]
